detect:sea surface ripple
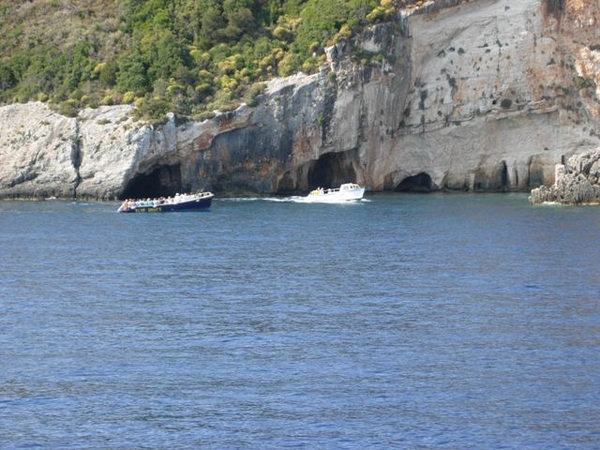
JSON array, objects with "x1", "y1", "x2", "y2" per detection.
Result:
[{"x1": 1, "y1": 194, "x2": 599, "y2": 449}]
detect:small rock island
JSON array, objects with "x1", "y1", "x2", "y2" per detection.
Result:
[{"x1": 529, "y1": 149, "x2": 600, "y2": 205}]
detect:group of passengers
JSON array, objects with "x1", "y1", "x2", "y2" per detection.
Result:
[{"x1": 310, "y1": 187, "x2": 333, "y2": 195}]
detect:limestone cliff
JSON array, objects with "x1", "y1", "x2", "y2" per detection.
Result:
[{"x1": 1, "y1": 0, "x2": 600, "y2": 200}]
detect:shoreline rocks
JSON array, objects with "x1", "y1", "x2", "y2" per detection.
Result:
[{"x1": 529, "y1": 148, "x2": 600, "y2": 205}]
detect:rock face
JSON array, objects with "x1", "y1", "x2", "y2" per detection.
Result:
[
  {"x1": 0, "y1": 103, "x2": 148, "y2": 199},
  {"x1": 1, "y1": 0, "x2": 600, "y2": 199},
  {"x1": 529, "y1": 148, "x2": 600, "y2": 204}
]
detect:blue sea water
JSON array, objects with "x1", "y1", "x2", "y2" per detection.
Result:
[{"x1": 0, "y1": 193, "x2": 599, "y2": 449}]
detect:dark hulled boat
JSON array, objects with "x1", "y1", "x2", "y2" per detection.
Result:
[{"x1": 117, "y1": 192, "x2": 214, "y2": 213}]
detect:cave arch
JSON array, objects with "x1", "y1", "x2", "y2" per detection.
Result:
[
  {"x1": 121, "y1": 164, "x2": 184, "y2": 199},
  {"x1": 307, "y1": 150, "x2": 359, "y2": 189},
  {"x1": 395, "y1": 172, "x2": 433, "y2": 192}
]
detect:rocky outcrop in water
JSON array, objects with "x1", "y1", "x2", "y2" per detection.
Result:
[
  {"x1": 529, "y1": 148, "x2": 600, "y2": 204},
  {"x1": 1, "y1": 0, "x2": 600, "y2": 199}
]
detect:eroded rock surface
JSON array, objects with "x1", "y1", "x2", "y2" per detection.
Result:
[
  {"x1": 1, "y1": 0, "x2": 599, "y2": 199},
  {"x1": 529, "y1": 148, "x2": 600, "y2": 204}
]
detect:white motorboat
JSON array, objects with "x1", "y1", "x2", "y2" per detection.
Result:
[{"x1": 306, "y1": 183, "x2": 365, "y2": 202}]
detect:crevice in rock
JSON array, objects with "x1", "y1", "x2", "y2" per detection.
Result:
[
  {"x1": 472, "y1": 160, "x2": 509, "y2": 191},
  {"x1": 500, "y1": 160, "x2": 508, "y2": 188},
  {"x1": 320, "y1": 81, "x2": 337, "y2": 143},
  {"x1": 70, "y1": 124, "x2": 83, "y2": 199},
  {"x1": 543, "y1": 0, "x2": 565, "y2": 18},
  {"x1": 527, "y1": 155, "x2": 546, "y2": 188},
  {"x1": 121, "y1": 163, "x2": 183, "y2": 200}
]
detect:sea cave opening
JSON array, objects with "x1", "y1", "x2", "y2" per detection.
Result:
[
  {"x1": 306, "y1": 150, "x2": 358, "y2": 190},
  {"x1": 395, "y1": 172, "x2": 434, "y2": 192},
  {"x1": 121, "y1": 164, "x2": 184, "y2": 200}
]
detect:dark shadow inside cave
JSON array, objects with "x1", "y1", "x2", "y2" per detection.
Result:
[
  {"x1": 306, "y1": 151, "x2": 358, "y2": 189},
  {"x1": 121, "y1": 164, "x2": 183, "y2": 199},
  {"x1": 395, "y1": 172, "x2": 433, "y2": 192}
]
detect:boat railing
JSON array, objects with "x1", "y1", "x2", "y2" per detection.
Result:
[{"x1": 310, "y1": 187, "x2": 341, "y2": 195}]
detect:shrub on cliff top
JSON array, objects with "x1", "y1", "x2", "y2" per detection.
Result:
[{"x1": 0, "y1": 0, "x2": 384, "y2": 119}]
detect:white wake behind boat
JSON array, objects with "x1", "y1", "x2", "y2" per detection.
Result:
[{"x1": 306, "y1": 183, "x2": 365, "y2": 203}]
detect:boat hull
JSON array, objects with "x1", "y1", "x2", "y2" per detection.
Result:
[
  {"x1": 118, "y1": 193, "x2": 213, "y2": 213},
  {"x1": 306, "y1": 192, "x2": 364, "y2": 202},
  {"x1": 306, "y1": 184, "x2": 365, "y2": 203}
]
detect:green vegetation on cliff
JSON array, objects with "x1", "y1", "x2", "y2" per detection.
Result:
[{"x1": 0, "y1": 0, "x2": 395, "y2": 120}]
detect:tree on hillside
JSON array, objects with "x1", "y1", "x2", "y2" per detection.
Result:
[{"x1": 0, "y1": 0, "x2": 384, "y2": 117}]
